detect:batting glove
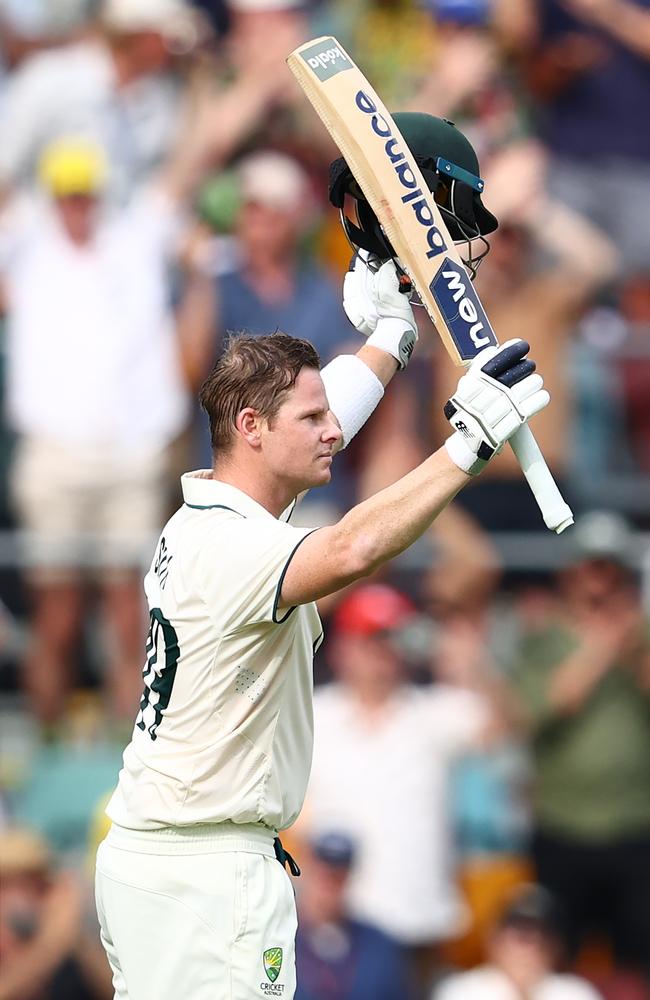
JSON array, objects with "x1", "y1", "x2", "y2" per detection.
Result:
[
  {"x1": 343, "y1": 251, "x2": 417, "y2": 369},
  {"x1": 444, "y1": 339, "x2": 550, "y2": 476}
]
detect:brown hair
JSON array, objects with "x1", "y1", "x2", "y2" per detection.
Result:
[{"x1": 199, "y1": 331, "x2": 321, "y2": 453}]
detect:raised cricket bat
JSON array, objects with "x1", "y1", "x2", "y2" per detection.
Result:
[{"x1": 287, "y1": 37, "x2": 573, "y2": 534}]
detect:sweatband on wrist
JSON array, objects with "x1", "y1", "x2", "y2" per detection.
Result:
[
  {"x1": 445, "y1": 431, "x2": 481, "y2": 476},
  {"x1": 366, "y1": 317, "x2": 416, "y2": 369},
  {"x1": 321, "y1": 354, "x2": 385, "y2": 448}
]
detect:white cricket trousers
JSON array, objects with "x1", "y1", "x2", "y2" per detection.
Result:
[{"x1": 95, "y1": 822, "x2": 297, "y2": 1000}]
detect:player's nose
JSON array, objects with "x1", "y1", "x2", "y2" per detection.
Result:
[{"x1": 323, "y1": 413, "x2": 343, "y2": 446}]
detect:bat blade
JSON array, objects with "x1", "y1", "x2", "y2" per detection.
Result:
[
  {"x1": 288, "y1": 36, "x2": 573, "y2": 534},
  {"x1": 288, "y1": 37, "x2": 496, "y2": 366}
]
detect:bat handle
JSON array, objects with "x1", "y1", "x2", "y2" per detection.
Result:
[{"x1": 509, "y1": 425, "x2": 574, "y2": 534}]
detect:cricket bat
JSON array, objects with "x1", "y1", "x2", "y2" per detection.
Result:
[{"x1": 287, "y1": 37, "x2": 573, "y2": 534}]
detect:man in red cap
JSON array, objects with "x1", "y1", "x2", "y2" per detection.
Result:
[{"x1": 303, "y1": 583, "x2": 512, "y2": 992}]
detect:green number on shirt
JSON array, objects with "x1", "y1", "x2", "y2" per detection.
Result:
[{"x1": 136, "y1": 608, "x2": 180, "y2": 741}]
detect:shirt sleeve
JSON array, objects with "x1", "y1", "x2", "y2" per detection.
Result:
[{"x1": 194, "y1": 515, "x2": 316, "y2": 630}]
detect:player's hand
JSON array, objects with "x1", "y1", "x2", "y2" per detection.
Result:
[
  {"x1": 444, "y1": 339, "x2": 550, "y2": 476},
  {"x1": 343, "y1": 251, "x2": 417, "y2": 369}
]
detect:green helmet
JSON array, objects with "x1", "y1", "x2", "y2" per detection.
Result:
[{"x1": 329, "y1": 113, "x2": 498, "y2": 273}]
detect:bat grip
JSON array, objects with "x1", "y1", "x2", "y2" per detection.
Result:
[{"x1": 509, "y1": 425, "x2": 574, "y2": 534}]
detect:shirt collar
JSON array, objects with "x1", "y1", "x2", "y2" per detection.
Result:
[{"x1": 180, "y1": 470, "x2": 277, "y2": 520}]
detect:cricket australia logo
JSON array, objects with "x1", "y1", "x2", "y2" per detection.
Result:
[{"x1": 260, "y1": 947, "x2": 285, "y2": 994}]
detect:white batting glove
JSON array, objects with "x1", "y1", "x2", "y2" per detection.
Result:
[
  {"x1": 444, "y1": 339, "x2": 550, "y2": 476},
  {"x1": 343, "y1": 251, "x2": 417, "y2": 369}
]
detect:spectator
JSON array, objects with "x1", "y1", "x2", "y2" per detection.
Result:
[
  {"x1": 302, "y1": 583, "x2": 516, "y2": 994},
  {"x1": 410, "y1": 0, "x2": 531, "y2": 161},
  {"x1": 0, "y1": 825, "x2": 110, "y2": 999},
  {"x1": 295, "y1": 831, "x2": 411, "y2": 1000},
  {"x1": 509, "y1": 511, "x2": 650, "y2": 979},
  {"x1": 434, "y1": 883, "x2": 603, "y2": 1000},
  {"x1": 525, "y1": 0, "x2": 650, "y2": 273},
  {"x1": 221, "y1": 0, "x2": 332, "y2": 159},
  {"x1": 0, "y1": 0, "x2": 206, "y2": 204},
  {"x1": 0, "y1": 137, "x2": 189, "y2": 723},
  {"x1": 182, "y1": 149, "x2": 356, "y2": 385},
  {"x1": 567, "y1": 271, "x2": 650, "y2": 485}
]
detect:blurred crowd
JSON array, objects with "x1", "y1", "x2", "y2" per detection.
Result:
[{"x1": 0, "y1": 0, "x2": 648, "y2": 998}]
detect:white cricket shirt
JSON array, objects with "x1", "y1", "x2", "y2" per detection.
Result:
[{"x1": 107, "y1": 472, "x2": 323, "y2": 832}]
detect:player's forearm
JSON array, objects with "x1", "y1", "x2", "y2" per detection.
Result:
[
  {"x1": 335, "y1": 446, "x2": 468, "y2": 576},
  {"x1": 356, "y1": 343, "x2": 399, "y2": 387},
  {"x1": 281, "y1": 446, "x2": 467, "y2": 606}
]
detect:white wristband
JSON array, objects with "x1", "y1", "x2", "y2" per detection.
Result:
[
  {"x1": 366, "y1": 317, "x2": 416, "y2": 369},
  {"x1": 321, "y1": 354, "x2": 385, "y2": 448},
  {"x1": 445, "y1": 431, "x2": 481, "y2": 476}
]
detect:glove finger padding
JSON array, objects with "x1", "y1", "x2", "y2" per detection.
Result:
[
  {"x1": 519, "y1": 387, "x2": 550, "y2": 419},
  {"x1": 343, "y1": 254, "x2": 418, "y2": 369},
  {"x1": 374, "y1": 261, "x2": 415, "y2": 323},
  {"x1": 444, "y1": 339, "x2": 550, "y2": 476},
  {"x1": 480, "y1": 338, "x2": 530, "y2": 378},
  {"x1": 343, "y1": 255, "x2": 379, "y2": 336},
  {"x1": 509, "y1": 373, "x2": 550, "y2": 419}
]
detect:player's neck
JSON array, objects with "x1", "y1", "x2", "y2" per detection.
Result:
[{"x1": 212, "y1": 460, "x2": 295, "y2": 520}]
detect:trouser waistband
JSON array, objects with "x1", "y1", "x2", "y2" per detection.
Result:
[{"x1": 106, "y1": 821, "x2": 277, "y2": 857}]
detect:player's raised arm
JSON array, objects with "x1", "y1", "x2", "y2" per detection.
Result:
[
  {"x1": 279, "y1": 338, "x2": 549, "y2": 608},
  {"x1": 320, "y1": 253, "x2": 416, "y2": 454}
]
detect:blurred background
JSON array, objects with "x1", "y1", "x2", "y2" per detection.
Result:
[{"x1": 0, "y1": 0, "x2": 648, "y2": 998}]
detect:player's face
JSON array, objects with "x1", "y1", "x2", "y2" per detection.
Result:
[{"x1": 262, "y1": 367, "x2": 342, "y2": 493}]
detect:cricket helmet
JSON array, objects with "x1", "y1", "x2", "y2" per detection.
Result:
[{"x1": 329, "y1": 112, "x2": 498, "y2": 278}]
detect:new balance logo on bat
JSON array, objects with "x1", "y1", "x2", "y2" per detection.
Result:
[
  {"x1": 355, "y1": 90, "x2": 449, "y2": 262},
  {"x1": 430, "y1": 260, "x2": 497, "y2": 360}
]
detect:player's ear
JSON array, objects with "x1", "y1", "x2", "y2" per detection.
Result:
[{"x1": 236, "y1": 408, "x2": 263, "y2": 447}]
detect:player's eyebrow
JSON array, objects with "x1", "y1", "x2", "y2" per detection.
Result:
[{"x1": 299, "y1": 406, "x2": 328, "y2": 418}]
